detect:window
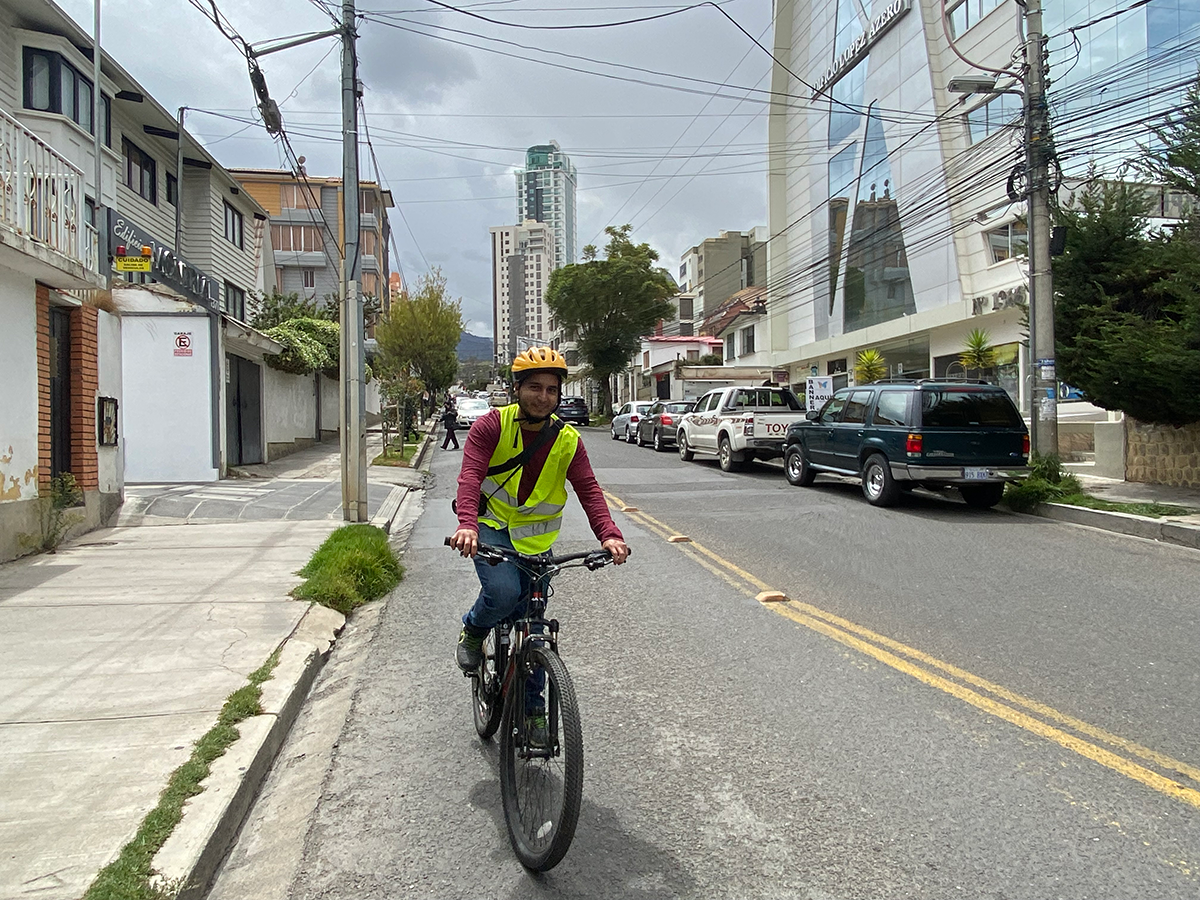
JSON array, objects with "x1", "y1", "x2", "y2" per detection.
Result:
[
  {"x1": 686, "y1": 348, "x2": 699, "y2": 360},
  {"x1": 224, "y1": 202, "x2": 244, "y2": 249},
  {"x1": 275, "y1": 266, "x2": 284, "y2": 287},
  {"x1": 819, "y1": 391, "x2": 849, "y2": 424},
  {"x1": 23, "y1": 48, "x2": 111, "y2": 145},
  {"x1": 966, "y1": 93, "x2": 1021, "y2": 144},
  {"x1": 679, "y1": 322, "x2": 694, "y2": 336},
  {"x1": 947, "y1": 0, "x2": 1003, "y2": 38},
  {"x1": 678, "y1": 296, "x2": 693, "y2": 319},
  {"x1": 271, "y1": 224, "x2": 323, "y2": 252},
  {"x1": 362, "y1": 272, "x2": 378, "y2": 296},
  {"x1": 123, "y1": 138, "x2": 156, "y2": 204},
  {"x1": 224, "y1": 282, "x2": 246, "y2": 320},
  {"x1": 920, "y1": 390, "x2": 1024, "y2": 428},
  {"x1": 302, "y1": 268, "x2": 316, "y2": 289},
  {"x1": 281, "y1": 184, "x2": 316, "y2": 209},
  {"x1": 360, "y1": 230, "x2": 378, "y2": 256},
  {"x1": 986, "y1": 220, "x2": 1028, "y2": 263},
  {"x1": 360, "y1": 190, "x2": 377, "y2": 214},
  {"x1": 873, "y1": 391, "x2": 909, "y2": 427},
  {"x1": 740, "y1": 325, "x2": 755, "y2": 356},
  {"x1": 725, "y1": 334, "x2": 736, "y2": 360},
  {"x1": 842, "y1": 391, "x2": 874, "y2": 424},
  {"x1": 166, "y1": 174, "x2": 178, "y2": 207}
]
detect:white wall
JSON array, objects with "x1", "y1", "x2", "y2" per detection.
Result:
[
  {"x1": 0, "y1": 267, "x2": 39, "y2": 503},
  {"x1": 366, "y1": 378, "x2": 380, "y2": 416},
  {"x1": 320, "y1": 375, "x2": 339, "y2": 432},
  {"x1": 121, "y1": 314, "x2": 217, "y2": 482},
  {"x1": 96, "y1": 309, "x2": 123, "y2": 495},
  {"x1": 263, "y1": 366, "x2": 316, "y2": 445}
]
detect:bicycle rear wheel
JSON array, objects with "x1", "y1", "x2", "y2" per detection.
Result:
[
  {"x1": 472, "y1": 628, "x2": 506, "y2": 739},
  {"x1": 499, "y1": 644, "x2": 583, "y2": 871}
]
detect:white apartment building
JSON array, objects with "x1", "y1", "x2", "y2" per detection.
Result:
[
  {"x1": 490, "y1": 219, "x2": 556, "y2": 364},
  {"x1": 516, "y1": 142, "x2": 577, "y2": 267},
  {"x1": 764, "y1": 0, "x2": 1199, "y2": 409}
]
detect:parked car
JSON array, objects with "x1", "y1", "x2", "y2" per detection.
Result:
[
  {"x1": 455, "y1": 397, "x2": 493, "y2": 429},
  {"x1": 677, "y1": 386, "x2": 807, "y2": 471},
  {"x1": 783, "y1": 380, "x2": 1029, "y2": 508},
  {"x1": 556, "y1": 396, "x2": 590, "y2": 427},
  {"x1": 611, "y1": 401, "x2": 654, "y2": 443},
  {"x1": 636, "y1": 400, "x2": 695, "y2": 451}
]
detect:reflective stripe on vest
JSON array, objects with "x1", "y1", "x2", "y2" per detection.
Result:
[{"x1": 478, "y1": 404, "x2": 579, "y2": 554}]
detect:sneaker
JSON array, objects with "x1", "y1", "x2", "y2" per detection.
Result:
[
  {"x1": 456, "y1": 629, "x2": 484, "y2": 671},
  {"x1": 525, "y1": 710, "x2": 549, "y2": 749}
]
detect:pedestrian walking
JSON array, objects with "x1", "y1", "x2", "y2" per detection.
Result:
[{"x1": 441, "y1": 402, "x2": 461, "y2": 450}]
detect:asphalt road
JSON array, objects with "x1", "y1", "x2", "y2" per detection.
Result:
[{"x1": 211, "y1": 427, "x2": 1200, "y2": 899}]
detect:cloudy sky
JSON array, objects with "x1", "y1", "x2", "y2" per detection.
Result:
[{"x1": 58, "y1": 0, "x2": 773, "y2": 336}]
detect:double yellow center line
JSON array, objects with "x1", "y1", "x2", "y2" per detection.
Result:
[{"x1": 605, "y1": 490, "x2": 1200, "y2": 810}]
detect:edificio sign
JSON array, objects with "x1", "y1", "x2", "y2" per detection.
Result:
[
  {"x1": 812, "y1": 0, "x2": 911, "y2": 98},
  {"x1": 107, "y1": 209, "x2": 220, "y2": 309}
]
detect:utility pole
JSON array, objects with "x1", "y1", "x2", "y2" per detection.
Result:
[
  {"x1": 92, "y1": 0, "x2": 107, "y2": 286},
  {"x1": 340, "y1": 0, "x2": 368, "y2": 522},
  {"x1": 1023, "y1": 0, "x2": 1057, "y2": 455}
]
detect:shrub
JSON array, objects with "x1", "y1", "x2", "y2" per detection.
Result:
[
  {"x1": 293, "y1": 524, "x2": 403, "y2": 615},
  {"x1": 1004, "y1": 452, "x2": 1083, "y2": 512},
  {"x1": 262, "y1": 320, "x2": 332, "y2": 375}
]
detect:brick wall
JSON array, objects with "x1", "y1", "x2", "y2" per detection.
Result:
[
  {"x1": 36, "y1": 286, "x2": 50, "y2": 491},
  {"x1": 71, "y1": 304, "x2": 99, "y2": 491},
  {"x1": 35, "y1": 289, "x2": 100, "y2": 492},
  {"x1": 1126, "y1": 419, "x2": 1200, "y2": 488}
]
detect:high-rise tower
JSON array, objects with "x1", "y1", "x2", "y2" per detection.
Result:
[{"x1": 516, "y1": 142, "x2": 577, "y2": 267}]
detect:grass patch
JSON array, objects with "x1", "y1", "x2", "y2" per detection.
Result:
[
  {"x1": 292, "y1": 524, "x2": 403, "y2": 616},
  {"x1": 371, "y1": 442, "x2": 419, "y2": 466},
  {"x1": 1053, "y1": 493, "x2": 1192, "y2": 519},
  {"x1": 82, "y1": 652, "x2": 280, "y2": 900},
  {"x1": 1006, "y1": 452, "x2": 1193, "y2": 518}
]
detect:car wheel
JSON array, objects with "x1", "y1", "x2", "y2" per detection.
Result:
[
  {"x1": 653, "y1": 429, "x2": 664, "y2": 452},
  {"x1": 718, "y1": 435, "x2": 742, "y2": 472},
  {"x1": 861, "y1": 453, "x2": 900, "y2": 507},
  {"x1": 611, "y1": 423, "x2": 619, "y2": 441},
  {"x1": 626, "y1": 425, "x2": 636, "y2": 444},
  {"x1": 678, "y1": 431, "x2": 695, "y2": 462},
  {"x1": 636, "y1": 426, "x2": 647, "y2": 447},
  {"x1": 960, "y1": 483, "x2": 1005, "y2": 509},
  {"x1": 784, "y1": 445, "x2": 816, "y2": 486}
]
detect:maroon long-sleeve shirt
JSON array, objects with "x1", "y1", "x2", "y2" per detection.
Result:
[{"x1": 455, "y1": 409, "x2": 624, "y2": 544}]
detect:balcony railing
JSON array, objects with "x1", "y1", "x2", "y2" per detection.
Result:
[{"x1": 0, "y1": 109, "x2": 90, "y2": 270}]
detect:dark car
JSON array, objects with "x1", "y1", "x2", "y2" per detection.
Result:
[
  {"x1": 557, "y1": 397, "x2": 590, "y2": 427},
  {"x1": 636, "y1": 400, "x2": 695, "y2": 451},
  {"x1": 783, "y1": 380, "x2": 1029, "y2": 508}
]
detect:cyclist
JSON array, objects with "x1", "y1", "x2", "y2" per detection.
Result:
[{"x1": 449, "y1": 347, "x2": 629, "y2": 681}]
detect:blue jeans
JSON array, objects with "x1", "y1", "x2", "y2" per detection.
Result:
[{"x1": 462, "y1": 523, "x2": 550, "y2": 712}]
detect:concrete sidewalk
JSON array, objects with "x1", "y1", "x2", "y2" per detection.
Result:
[{"x1": 0, "y1": 519, "x2": 340, "y2": 900}]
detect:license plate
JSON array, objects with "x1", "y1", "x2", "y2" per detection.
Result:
[{"x1": 963, "y1": 467, "x2": 991, "y2": 480}]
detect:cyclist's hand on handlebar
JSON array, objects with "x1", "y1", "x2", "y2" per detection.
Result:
[
  {"x1": 450, "y1": 528, "x2": 479, "y2": 558},
  {"x1": 601, "y1": 538, "x2": 630, "y2": 565}
]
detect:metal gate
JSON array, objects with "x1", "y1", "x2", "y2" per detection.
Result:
[{"x1": 225, "y1": 354, "x2": 262, "y2": 466}]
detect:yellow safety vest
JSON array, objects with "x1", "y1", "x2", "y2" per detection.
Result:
[{"x1": 479, "y1": 404, "x2": 580, "y2": 554}]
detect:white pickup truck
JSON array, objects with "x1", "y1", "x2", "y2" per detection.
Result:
[{"x1": 677, "y1": 386, "x2": 807, "y2": 472}]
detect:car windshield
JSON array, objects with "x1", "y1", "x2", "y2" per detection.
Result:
[
  {"x1": 664, "y1": 402, "x2": 693, "y2": 414},
  {"x1": 458, "y1": 399, "x2": 490, "y2": 413},
  {"x1": 920, "y1": 390, "x2": 1023, "y2": 428},
  {"x1": 634, "y1": 403, "x2": 653, "y2": 414},
  {"x1": 561, "y1": 399, "x2": 586, "y2": 408}
]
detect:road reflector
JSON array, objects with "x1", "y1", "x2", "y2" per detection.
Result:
[
  {"x1": 667, "y1": 534, "x2": 691, "y2": 543},
  {"x1": 622, "y1": 506, "x2": 639, "y2": 512},
  {"x1": 756, "y1": 590, "x2": 788, "y2": 603}
]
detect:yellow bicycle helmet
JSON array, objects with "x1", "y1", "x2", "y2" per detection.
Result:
[{"x1": 511, "y1": 346, "x2": 569, "y2": 383}]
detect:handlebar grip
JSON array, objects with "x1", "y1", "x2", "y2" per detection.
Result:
[{"x1": 444, "y1": 536, "x2": 453, "y2": 547}]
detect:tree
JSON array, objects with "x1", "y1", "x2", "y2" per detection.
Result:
[
  {"x1": 959, "y1": 328, "x2": 997, "y2": 378},
  {"x1": 545, "y1": 225, "x2": 676, "y2": 413},
  {"x1": 854, "y1": 348, "x2": 887, "y2": 384},
  {"x1": 249, "y1": 289, "x2": 334, "y2": 330},
  {"x1": 1053, "y1": 179, "x2": 1200, "y2": 426},
  {"x1": 375, "y1": 268, "x2": 464, "y2": 404}
]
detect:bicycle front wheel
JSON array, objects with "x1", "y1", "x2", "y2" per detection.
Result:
[
  {"x1": 472, "y1": 628, "x2": 505, "y2": 740},
  {"x1": 499, "y1": 644, "x2": 583, "y2": 871}
]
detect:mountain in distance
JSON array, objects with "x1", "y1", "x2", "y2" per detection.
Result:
[{"x1": 457, "y1": 331, "x2": 493, "y2": 362}]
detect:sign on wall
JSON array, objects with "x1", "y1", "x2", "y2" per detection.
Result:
[
  {"x1": 806, "y1": 376, "x2": 834, "y2": 411},
  {"x1": 812, "y1": 0, "x2": 912, "y2": 97},
  {"x1": 107, "y1": 209, "x2": 220, "y2": 309},
  {"x1": 174, "y1": 332, "x2": 193, "y2": 357}
]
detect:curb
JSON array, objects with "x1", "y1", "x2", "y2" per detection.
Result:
[
  {"x1": 1032, "y1": 502, "x2": 1200, "y2": 551},
  {"x1": 370, "y1": 485, "x2": 409, "y2": 533},
  {"x1": 150, "y1": 604, "x2": 347, "y2": 900},
  {"x1": 411, "y1": 428, "x2": 436, "y2": 471}
]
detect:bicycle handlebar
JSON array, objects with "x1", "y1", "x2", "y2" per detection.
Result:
[{"x1": 443, "y1": 536, "x2": 626, "y2": 571}]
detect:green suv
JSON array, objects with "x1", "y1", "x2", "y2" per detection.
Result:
[{"x1": 783, "y1": 380, "x2": 1029, "y2": 508}]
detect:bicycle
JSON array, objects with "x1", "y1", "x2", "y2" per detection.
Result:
[{"x1": 444, "y1": 537, "x2": 619, "y2": 871}]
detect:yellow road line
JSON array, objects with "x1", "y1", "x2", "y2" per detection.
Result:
[{"x1": 604, "y1": 495, "x2": 1200, "y2": 808}]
